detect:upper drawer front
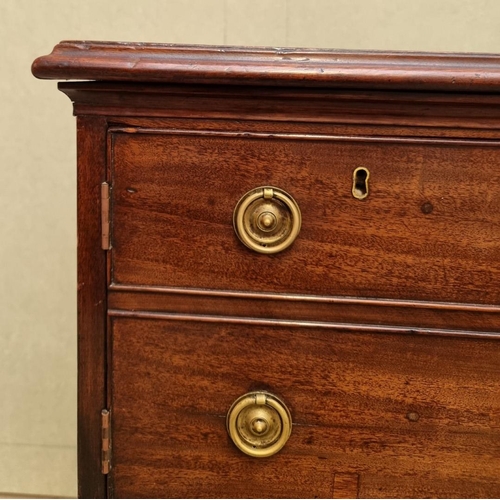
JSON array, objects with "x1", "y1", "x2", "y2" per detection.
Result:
[{"x1": 110, "y1": 129, "x2": 500, "y2": 304}]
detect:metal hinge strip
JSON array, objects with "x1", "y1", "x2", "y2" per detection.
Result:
[
  {"x1": 101, "y1": 182, "x2": 111, "y2": 250},
  {"x1": 101, "y1": 409, "x2": 111, "y2": 474}
]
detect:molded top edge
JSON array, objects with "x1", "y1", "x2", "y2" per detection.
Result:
[{"x1": 32, "y1": 40, "x2": 500, "y2": 91}]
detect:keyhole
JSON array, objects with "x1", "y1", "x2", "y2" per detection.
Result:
[{"x1": 352, "y1": 167, "x2": 370, "y2": 200}]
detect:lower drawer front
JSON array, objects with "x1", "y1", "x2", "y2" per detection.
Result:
[{"x1": 110, "y1": 318, "x2": 500, "y2": 498}]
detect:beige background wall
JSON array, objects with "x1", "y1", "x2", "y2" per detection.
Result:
[{"x1": 1, "y1": 0, "x2": 500, "y2": 497}]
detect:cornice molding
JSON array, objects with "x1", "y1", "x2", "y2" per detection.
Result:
[{"x1": 32, "y1": 40, "x2": 500, "y2": 92}]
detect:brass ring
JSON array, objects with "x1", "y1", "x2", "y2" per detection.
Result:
[
  {"x1": 233, "y1": 186, "x2": 301, "y2": 254},
  {"x1": 226, "y1": 392, "x2": 292, "y2": 458}
]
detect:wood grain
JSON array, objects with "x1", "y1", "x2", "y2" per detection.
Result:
[
  {"x1": 76, "y1": 116, "x2": 108, "y2": 498},
  {"x1": 333, "y1": 473, "x2": 359, "y2": 499},
  {"x1": 110, "y1": 318, "x2": 500, "y2": 498},
  {"x1": 32, "y1": 41, "x2": 500, "y2": 92},
  {"x1": 110, "y1": 129, "x2": 500, "y2": 305}
]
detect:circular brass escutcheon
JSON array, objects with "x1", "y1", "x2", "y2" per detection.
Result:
[
  {"x1": 233, "y1": 187, "x2": 301, "y2": 254},
  {"x1": 226, "y1": 391, "x2": 292, "y2": 458}
]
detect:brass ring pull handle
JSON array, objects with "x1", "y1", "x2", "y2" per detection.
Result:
[
  {"x1": 233, "y1": 187, "x2": 301, "y2": 254},
  {"x1": 226, "y1": 391, "x2": 292, "y2": 458}
]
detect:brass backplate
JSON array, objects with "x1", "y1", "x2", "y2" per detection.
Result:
[
  {"x1": 226, "y1": 391, "x2": 292, "y2": 458},
  {"x1": 233, "y1": 187, "x2": 301, "y2": 254}
]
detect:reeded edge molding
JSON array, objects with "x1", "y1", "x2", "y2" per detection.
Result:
[
  {"x1": 109, "y1": 126, "x2": 500, "y2": 147},
  {"x1": 32, "y1": 40, "x2": 500, "y2": 92},
  {"x1": 108, "y1": 284, "x2": 500, "y2": 314},
  {"x1": 108, "y1": 309, "x2": 500, "y2": 340}
]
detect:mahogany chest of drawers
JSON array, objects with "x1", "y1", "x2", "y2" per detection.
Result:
[{"x1": 33, "y1": 41, "x2": 500, "y2": 498}]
